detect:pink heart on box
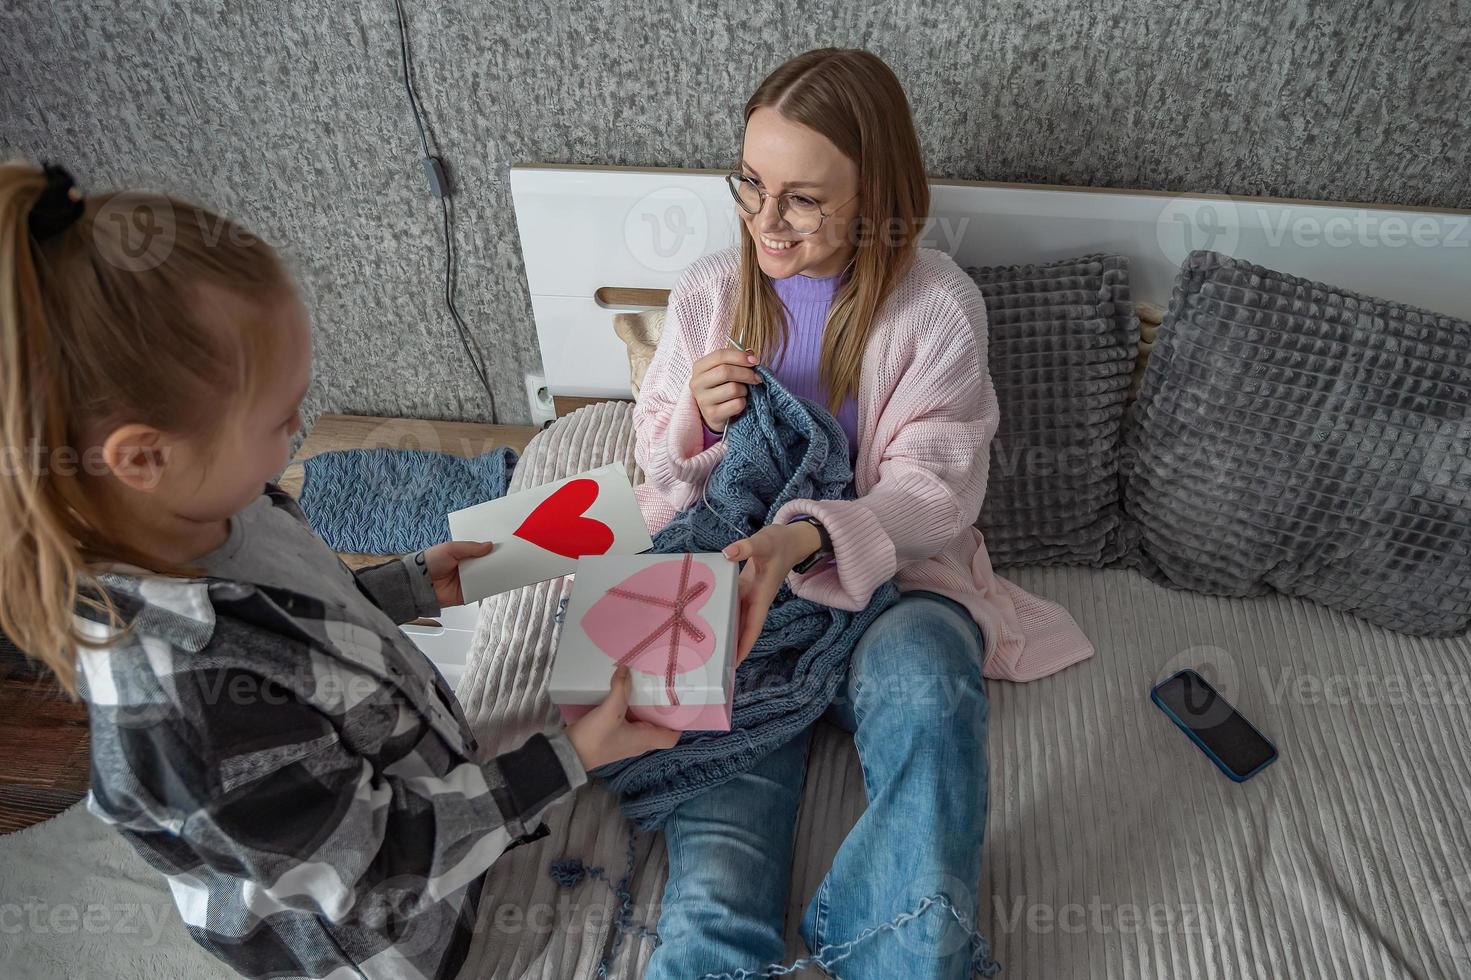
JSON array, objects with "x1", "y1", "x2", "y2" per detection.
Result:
[{"x1": 580, "y1": 555, "x2": 716, "y2": 704}]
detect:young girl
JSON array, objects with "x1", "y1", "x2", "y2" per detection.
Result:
[
  {"x1": 0, "y1": 161, "x2": 677, "y2": 980},
  {"x1": 633, "y1": 50, "x2": 1094, "y2": 977}
]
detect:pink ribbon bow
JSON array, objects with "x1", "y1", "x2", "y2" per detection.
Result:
[{"x1": 604, "y1": 553, "x2": 710, "y2": 705}]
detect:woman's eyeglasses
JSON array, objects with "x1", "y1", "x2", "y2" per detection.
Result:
[{"x1": 725, "y1": 172, "x2": 854, "y2": 236}]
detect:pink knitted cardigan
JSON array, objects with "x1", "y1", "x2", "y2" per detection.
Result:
[{"x1": 633, "y1": 246, "x2": 1095, "y2": 682}]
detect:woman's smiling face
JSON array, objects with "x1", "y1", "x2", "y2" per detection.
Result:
[{"x1": 738, "y1": 106, "x2": 860, "y2": 279}]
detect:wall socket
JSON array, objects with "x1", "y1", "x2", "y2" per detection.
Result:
[{"x1": 523, "y1": 371, "x2": 556, "y2": 427}]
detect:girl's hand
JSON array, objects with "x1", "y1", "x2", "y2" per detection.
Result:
[
  {"x1": 421, "y1": 540, "x2": 494, "y2": 607},
  {"x1": 567, "y1": 666, "x2": 682, "y2": 770},
  {"x1": 689, "y1": 348, "x2": 763, "y2": 433},
  {"x1": 723, "y1": 521, "x2": 823, "y2": 663}
]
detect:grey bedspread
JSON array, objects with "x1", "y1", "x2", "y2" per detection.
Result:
[
  {"x1": 455, "y1": 401, "x2": 1471, "y2": 980},
  {"x1": 2, "y1": 401, "x2": 1464, "y2": 980}
]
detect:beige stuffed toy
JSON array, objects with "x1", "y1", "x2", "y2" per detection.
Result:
[
  {"x1": 1127, "y1": 302, "x2": 1165, "y2": 403},
  {"x1": 613, "y1": 308, "x2": 666, "y2": 400}
]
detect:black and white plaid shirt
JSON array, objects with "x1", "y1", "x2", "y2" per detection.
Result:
[{"x1": 76, "y1": 487, "x2": 585, "y2": 980}]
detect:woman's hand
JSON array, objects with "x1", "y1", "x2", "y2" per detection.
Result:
[
  {"x1": 421, "y1": 540, "x2": 494, "y2": 607},
  {"x1": 689, "y1": 348, "x2": 763, "y2": 432},
  {"x1": 567, "y1": 666, "x2": 682, "y2": 770},
  {"x1": 723, "y1": 520, "x2": 824, "y2": 663}
]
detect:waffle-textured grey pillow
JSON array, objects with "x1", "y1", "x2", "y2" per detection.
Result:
[
  {"x1": 965, "y1": 253, "x2": 1139, "y2": 568},
  {"x1": 1120, "y1": 250, "x2": 1471, "y2": 636}
]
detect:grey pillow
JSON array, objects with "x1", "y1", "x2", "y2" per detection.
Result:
[
  {"x1": 965, "y1": 253, "x2": 1139, "y2": 568},
  {"x1": 1119, "y1": 250, "x2": 1471, "y2": 637}
]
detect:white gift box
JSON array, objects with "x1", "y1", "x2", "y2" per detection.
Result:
[
  {"x1": 400, "y1": 601, "x2": 479, "y2": 690},
  {"x1": 550, "y1": 553, "x2": 739, "y2": 732}
]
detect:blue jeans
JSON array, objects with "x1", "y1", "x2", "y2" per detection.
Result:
[{"x1": 646, "y1": 592, "x2": 994, "y2": 980}]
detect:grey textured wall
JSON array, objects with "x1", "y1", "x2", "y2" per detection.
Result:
[{"x1": 2, "y1": 0, "x2": 1467, "y2": 425}]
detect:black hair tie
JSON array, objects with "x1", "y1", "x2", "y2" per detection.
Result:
[{"x1": 27, "y1": 162, "x2": 85, "y2": 242}]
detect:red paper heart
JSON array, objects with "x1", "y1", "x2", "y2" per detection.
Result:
[{"x1": 513, "y1": 478, "x2": 614, "y2": 559}]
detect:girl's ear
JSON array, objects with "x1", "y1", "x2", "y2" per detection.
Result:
[{"x1": 100, "y1": 424, "x2": 173, "y2": 492}]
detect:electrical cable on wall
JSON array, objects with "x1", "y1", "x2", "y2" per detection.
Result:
[{"x1": 392, "y1": 0, "x2": 500, "y2": 423}]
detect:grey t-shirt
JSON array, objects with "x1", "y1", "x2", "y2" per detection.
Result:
[{"x1": 197, "y1": 494, "x2": 435, "y2": 626}]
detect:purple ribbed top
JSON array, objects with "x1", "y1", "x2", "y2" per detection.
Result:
[{"x1": 703, "y1": 268, "x2": 860, "y2": 462}]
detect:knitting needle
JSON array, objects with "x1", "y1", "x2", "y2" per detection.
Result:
[{"x1": 701, "y1": 333, "x2": 755, "y2": 544}]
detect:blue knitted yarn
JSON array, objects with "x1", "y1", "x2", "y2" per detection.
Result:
[
  {"x1": 548, "y1": 858, "x2": 587, "y2": 887},
  {"x1": 548, "y1": 833, "x2": 658, "y2": 978},
  {"x1": 298, "y1": 446, "x2": 517, "y2": 554},
  {"x1": 592, "y1": 367, "x2": 900, "y2": 829}
]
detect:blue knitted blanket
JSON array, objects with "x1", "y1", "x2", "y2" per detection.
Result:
[
  {"x1": 298, "y1": 446, "x2": 517, "y2": 554},
  {"x1": 593, "y1": 367, "x2": 900, "y2": 829}
]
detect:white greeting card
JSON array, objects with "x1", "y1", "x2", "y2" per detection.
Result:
[
  {"x1": 447, "y1": 464, "x2": 653, "y2": 602},
  {"x1": 551, "y1": 553, "x2": 739, "y2": 732}
]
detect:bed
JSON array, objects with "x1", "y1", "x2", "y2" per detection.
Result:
[
  {"x1": 453, "y1": 167, "x2": 1471, "y2": 978},
  {"x1": 2, "y1": 169, "x2": 1468, "y2": 980},
  {"x1": 3, "y1": 401, "x2": 1465, "y2": 979},
  {"x1": 451, "y1": 399, "x2": 1471, "y2": 980}
]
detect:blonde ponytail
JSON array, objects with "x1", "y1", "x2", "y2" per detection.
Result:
[{"x1": 0, "y1": 161, "x2": 288, "y2": 694}]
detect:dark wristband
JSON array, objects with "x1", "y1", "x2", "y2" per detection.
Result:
[{"x1": 788, "y1": 516, "x2": 832, "y2": 574}]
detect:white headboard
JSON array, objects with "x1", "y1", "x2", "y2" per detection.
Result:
[{"x1": 509, "y1": 163, "x2": 1471, "y2": 399}]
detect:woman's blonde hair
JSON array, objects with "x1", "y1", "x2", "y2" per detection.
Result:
[
  {"x1": 0, "y1": 161, "x2": 288, "y2": 693},
  {"x1": 731, "y1": 48, "x2": 930, "y2": 412}
]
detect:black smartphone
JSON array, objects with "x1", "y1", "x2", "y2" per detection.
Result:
[{"x1": 1151, "y1": 669, "x2": 1278, "y2": 781}]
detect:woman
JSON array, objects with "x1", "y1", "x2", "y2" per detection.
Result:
[{"x1": 633, "y1": 49, "x2": 1094, "y2": 978}]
